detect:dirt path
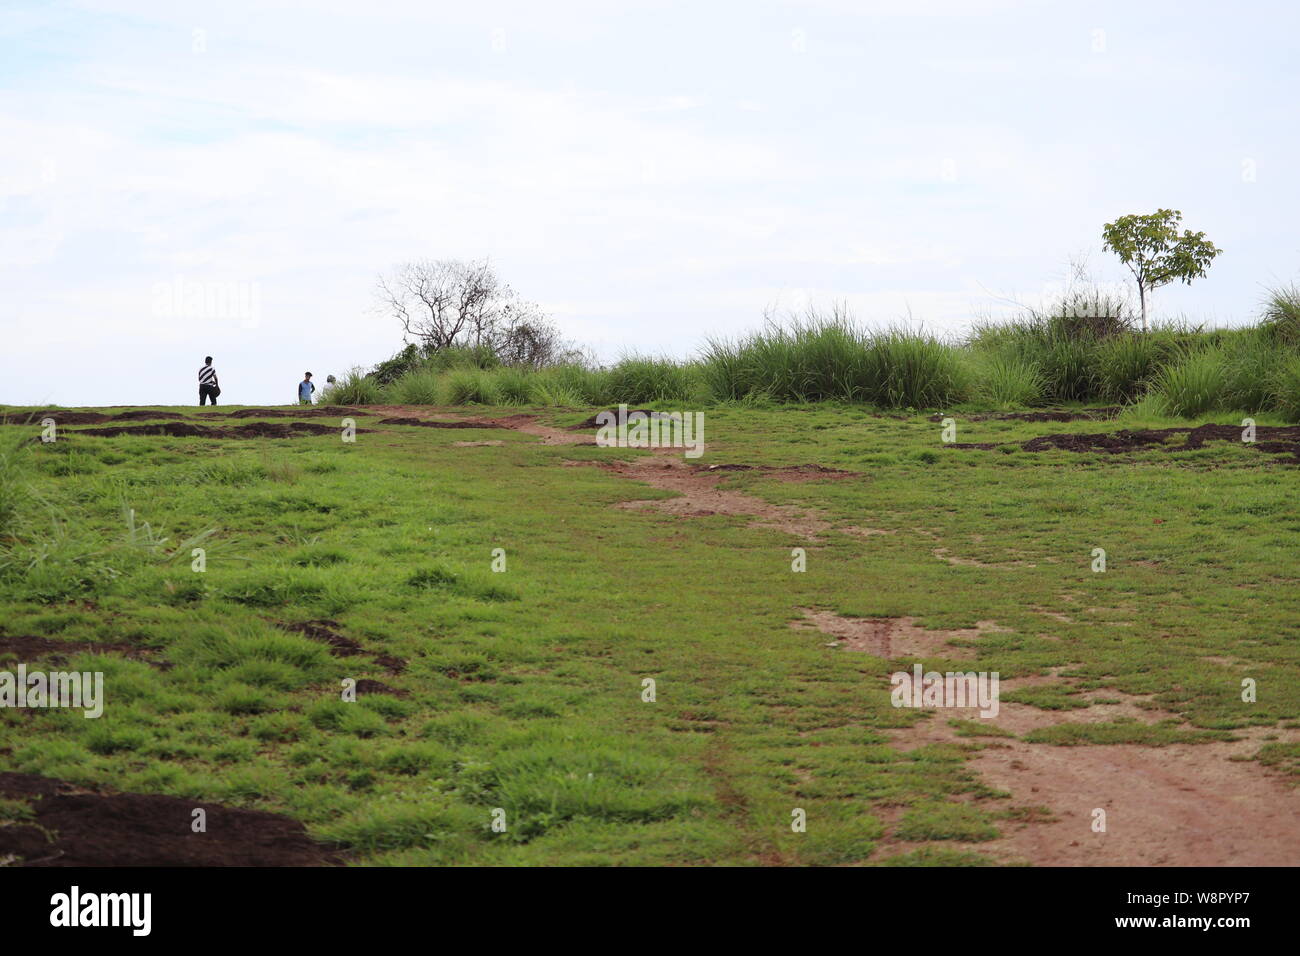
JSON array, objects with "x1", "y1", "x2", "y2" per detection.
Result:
[
  {"x1": 375, "y1": 406, "x2": 1300, "y2": 866},
  {"x1": 373, "y1": 406, "x2": 846, "y2": 539},
  {"x1": 797, "y1": 611, "x2": 1300, "y2": 866},
  {"x1": 583, "y1": 454, "x2": 836, "y2": 540},
  {"x1": 363, "y1": 406, "x2": 591, "y2": 445},
  {"x1": 891, "y1": 696, "x2": 1300, "y2": 866}
]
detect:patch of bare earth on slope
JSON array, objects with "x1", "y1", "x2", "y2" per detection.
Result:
[
  {"x1": 369, "y1": 406, "x2": 591, "y2": 444},
  {"x1": 580, "y1": 454, "x2": 837, "y2": 540},
  {"x1": 892, "y1": 703, "x2": 1300, "y2": 866},
  {"x1": 795, "y1": 610, "x2": 1300, "y2": 865},
  {"x1": 791, "y1": 609, "x2": 1007, "y2": 658},
  {"x1": 0, "y1": 772, "x2": 341, "y2": 866},
  {"x1": 903, "y1": 693, "x2": 1297, "y2": 864}
]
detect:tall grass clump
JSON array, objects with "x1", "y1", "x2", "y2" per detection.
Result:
[
  {"x1": 530, "y1": 364, "x2": 606, "y2": 407},
  {"x1": 321, "y1": 368, "x2": 383, "y2": 405},
  {"x1": 0, "y1": 430, "x2": 31, "y2": 539},
  {"x1": 1151, "y1": 347, "x2": 1228, "y2": 417},
  {"x1": 970, "y1": 316, "x2": 1107, "y2": 403},
  {"x1": 601, "y1": 356, "x2": 702, "y2": 405},
  {"x1": 1259, "y1": 285, "x2": 1300, "y2": 347},
  {"x1": 967, "y1": 353, "x2": 1044, "y2": 409},
  {"x1": 491, "y1": 367, "x2": 536, "y2": 406},
  {"x1": 386, "y1": 369, "x2": 442, "y2": 405},
  {"x1": 441, "y1": 369, "x2": 499, "y2": 405},
  {"x1": 1095, "y1": 331, "x2": 1181, "y2": 402},
  {"x1": 1269, "y1": 356, "x2": 1300, "y2": 422},
  {"x1": 869, "y1": 328, "x2": 966, "y2": 408},
  {"x1": 1220, "y1": 327, "x2": 1286, "y2": 411},
  {"x1": 700, "y1": 311, "x2": 863, "y2": 403},
  {"x1": 702, "y1": 311, "x2": 963, "y2": 407}
]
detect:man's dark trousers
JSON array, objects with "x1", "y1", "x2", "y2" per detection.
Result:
[{"x1": 200, "y1": 384, "x2": 219, "y2": 405}]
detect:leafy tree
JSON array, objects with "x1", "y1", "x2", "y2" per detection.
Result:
[{"x1": 1102, "y1": 209, "x2": 1222, "y2": 331}]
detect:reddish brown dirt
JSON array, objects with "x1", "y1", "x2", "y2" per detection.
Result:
[
  {"x1": 0, "y1": 633, "x2": 157, "y2": 665},
  {"x1": 67, "y1": 421, "x2": 369, "y2": 439},
  {"x1": 3, "y1": 410, "x2": 115, "y2": 425},
  {"x1": 795, "y1": 610, "x2": 1300, "y2": 865},
  {"x1": 3, "y1": 410, "x2": 192, "y2": 425},
  {"x1": 281, "y1": 619, "x2": 364, "y2": 656},
  {"x1": 110, "y1": 410, "x2": 190, "y2": 421},
  {"x1": 353, "y1": 679, "x2": 407, "y2": 697},
  {"x1": 0, "y1": 772, "x2": 342, "y2": 866},
  {"x1": 697, "y1": 463, "x2": 857, "y2": 482},
  {"x1": 363, "y1": 406, "x2": 613, "y2": 445},
  {"x1": 576, "y1": 455, "x2": 837, "y2": 539},
  {"x1": 947, "y1": 422, "x2": 1300, "y2": 462},
  {"x1": 377, "y1": 416, "x2": 505, "y2": 429},
  {"x1": 886, "y1": 694, "x2": 1300, "y2": 866},
  {"x1": 792, "y1": 610, "x2": 1006, "y2": 659},
  {"x1": 280, "y1": 620, "x2": 407, "y2": 674},
  {"x1": 371, "y1": 654, "x2": 408, "y2": 675},
  {"x1": 930, "y1": 407, "x2": 1122, "y2": 423},
  {"x1": 196, "y1": 406, "x2": 357, "y2": 419},
  {"x1": 568, "y1": 408, "x2": 661, "y2": 429}
]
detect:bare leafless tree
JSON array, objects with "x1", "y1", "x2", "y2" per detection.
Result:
[
  {"x1": 375, "y1": 258, "x2": 503, "y2": 351},
  {"x1": 375, "y1": 258, "x2": 576, "y2": 365}
]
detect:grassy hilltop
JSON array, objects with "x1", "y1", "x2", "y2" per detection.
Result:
[{"x1": 0, "y1": 396, "x2": 1296, "y2": 865}]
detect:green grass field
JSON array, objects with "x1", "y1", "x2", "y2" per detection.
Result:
[{"x1": 1, "y1": 402, "x2": 1297, "y2": 866}]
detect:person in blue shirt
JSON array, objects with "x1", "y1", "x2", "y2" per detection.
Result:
[{"x1": 298, "y1": 372, "x2": 315, "y2": 405}]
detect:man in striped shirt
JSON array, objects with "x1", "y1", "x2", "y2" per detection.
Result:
[{"x1": 198, "y1": 357, "x2": 220, "y2": 405}]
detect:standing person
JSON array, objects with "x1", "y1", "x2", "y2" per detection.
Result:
[
  {"x1": 198, "y1": 357, "x2": 220, "y2": 405},
  {"x1": 298, "y1": 372, "x2": 315, "y2": 405}
]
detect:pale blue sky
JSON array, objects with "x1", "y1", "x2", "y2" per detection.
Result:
[{"x1": 2, "y1": 0, "x2": 1297, "y2": 405}]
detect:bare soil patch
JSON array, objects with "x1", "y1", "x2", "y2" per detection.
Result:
[
  {"x1": 482, "y1": 413, "x2": 596, "y2": 444},
  {"x1": 4, "y1": 410, "x2": 193, "y2": 425},
  {"x1": 930, "y1": 407, "x2": 1121, "y2": 423},
  {"x1": 197, "y1": 406, "x2": 357, "y2": 419},
  {"x1": 933, "y1": 547, "x2": 1035, "y2": 569},
  {"x1": 3, "y1": 410, "x2": 114, "y2": 425},
  {"x1": 577, "y1": 455, "x2": 833, "y2": 539},
  {"x1": 378, "y1": 416, "x2": 505, "y2": 430},
  {"x1": 111, "y1": 410, "x2": 190, "y2": 421},
  {"x1": 0, "y1": 772, "x2": 341, "y2": 866},
  {"x1": 353, "y1": 678, "x2": 407, "y2": 697},
  {"x1": 883, "y1": 679, "x2": 1300, "y2": 865},
  {"x1": 793, "y1": 609, "x2": 1005, "y2": 659},
  {"x1": 698, "y1": 463, "x2": 857, "y2": 482},
  {"x1": 67, "y1": 422, "x2": 366, "y2": 440},
  {"x1": 280, "y1": 619, "x2": 406, "y2": 674},
  {"x1": 0, "y1": 633, "x2": 158, "y2": 666},
  {"x1": 568, "y1": 408, "x2": 667, "y2": 429},
  {"x1": 948, "y1": 422, "x2": 1300, "y2": 463}
]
